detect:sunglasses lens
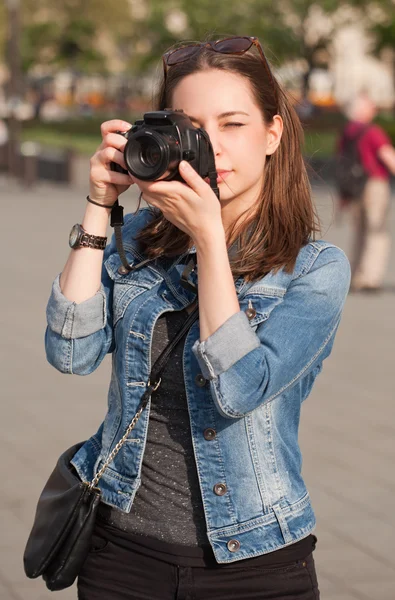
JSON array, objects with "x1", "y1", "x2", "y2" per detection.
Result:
[
  {"x1": 214, "y1": 37, "x2": 253, "y2": 54},
  {"x1": 167, "y1": 45, "x2": 200, "y2": 66}
]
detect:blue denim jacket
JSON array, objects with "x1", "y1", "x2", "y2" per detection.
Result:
[{"x1": 46, "y1": 208, "x2": 350, "y2": 563}]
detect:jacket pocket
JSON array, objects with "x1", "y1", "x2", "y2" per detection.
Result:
[
  {"x1": 240, "y1": 285, "x2": 285, "y2": 328},
  {"x1": 104, "y1": 252, "x2": 163, "y2": 325}
]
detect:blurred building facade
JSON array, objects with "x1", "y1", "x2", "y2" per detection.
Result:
[
  {"x1": 278, "y1": 8, "x2": 395, "y2": 109},
  {"x1": 332, "y1": 25, "x2": 394, "y2": 109}
]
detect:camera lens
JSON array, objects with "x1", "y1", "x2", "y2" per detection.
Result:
[
  {"x1": 140, "y1": 138, "x2": 162, "y2": 168},
  {"x1": 124, "y1": 129, "x2": 181, "y2": 181}
]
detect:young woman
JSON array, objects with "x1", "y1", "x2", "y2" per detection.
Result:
[{"x1": 46, "y1": 36, "x2": 350, "y2": 599}]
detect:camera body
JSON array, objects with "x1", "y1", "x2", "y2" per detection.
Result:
[{"x1": 111, "y1": 110, "x2": 216, "y2": 182}]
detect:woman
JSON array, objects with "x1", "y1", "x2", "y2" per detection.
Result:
[{"x1": 46, "y1": 36, "x2": 350, "y2": 599}]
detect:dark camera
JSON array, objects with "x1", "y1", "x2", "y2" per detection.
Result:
[{"x1": 111, "y1": 110, "x2": 216, "y2": 183}]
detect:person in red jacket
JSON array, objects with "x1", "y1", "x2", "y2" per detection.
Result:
[{"x1": 338, "y1": 92, "x2": 395, "y2": 292}]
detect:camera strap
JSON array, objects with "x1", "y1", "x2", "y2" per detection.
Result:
[
  {"x1": 110, "y1": 200, "x2": 139, "y2": 272},
  {"x1": 109, "y1": 147, "x2": 220, "y2": 275},
  {"x1": 110, "y1": 201, "x2": 198, "y2": 294}
]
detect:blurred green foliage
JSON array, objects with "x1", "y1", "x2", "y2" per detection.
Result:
[
  {"x1": 0, "y1": 0, "x2": 394, "y2": 89},
  {"x1": 2, "y1": 0, "x2": 133, "y2": 74},
  {"x1": 20, "y1": 112, "x2": 395, "y2": 158},
  {"x1": 21, "y1": 124, "x2": 99, "y2": 155},
  {"x1": 20, "y1": 120, "x2": 340, "y2": 159}
]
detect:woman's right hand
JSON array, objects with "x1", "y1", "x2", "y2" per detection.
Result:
[{"x1": 89, "y1": 120, "x2": 136, "y2": 206}]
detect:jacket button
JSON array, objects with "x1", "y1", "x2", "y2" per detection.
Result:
[
  {"x1": 118, "y1": 265, "x2": 130, "y2": 275},
  {"x1": 213, "y1": 483, "x2": 227, "y2": 496},
  {"x1": 227, "y1": 539, "x2": 241, "y2": 552},
  {"x1": 195, "y1": 373, "x2": 207, "y2": 387},
  {"x1": 203, "y1": 428, "x2": 216, "y2": 441},
  {"x1": 245, "y1": 307, "x2": 256, "y2": 320}
]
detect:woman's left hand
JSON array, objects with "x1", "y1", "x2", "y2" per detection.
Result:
[{"x1": 133, "y1": 161, "x2": 223, "y2": 243}]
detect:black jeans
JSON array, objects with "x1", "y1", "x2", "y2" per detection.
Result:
[{"x1": 77, "y1": 532, "x2": 320, "y2": 600}]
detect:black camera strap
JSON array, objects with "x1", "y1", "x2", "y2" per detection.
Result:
[
  {"x1": 110, "y1": 149, "x2": 220, "y2": 277},
  {"x1": 110, "y1": 200, "x2": 198, "y2": 294},
  {"x1": 110, "y1": 201, "x2": 139, "y2": 272}
]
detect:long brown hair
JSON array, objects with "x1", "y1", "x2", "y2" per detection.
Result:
[{"x1": 136, "y1": 42, "x2": 320, "y2": 281}]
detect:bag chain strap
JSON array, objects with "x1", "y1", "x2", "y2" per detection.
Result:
[{"x1": 89, "y1": 305, "x2": 199, "y2": 490}]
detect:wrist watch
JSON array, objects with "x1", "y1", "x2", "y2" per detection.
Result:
[{"x1": 69, "y1": 224, "x2": 107, "y2": 250}]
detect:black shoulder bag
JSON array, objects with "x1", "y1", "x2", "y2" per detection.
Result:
[
  {"x1": 24, "y1": 138, "x2": 215, "y2": 590},
  {"x1": 23, "y1": 303, "x2": 199, "y2": 591},
  {"x1": 336, "y1": 124, "x2": 371, "y2": 200}
]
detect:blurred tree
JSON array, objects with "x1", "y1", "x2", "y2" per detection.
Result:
[
  {"x1": 129, "y1": 0, "x2": 361, "y2": 100},
  {"x1": 0, "y1": 0, "x2": 137, "y2": 115},
  {"x1": 129, "y1": 0, "x2": 296, "y2": 70},
  {"x1": 371, "y1": 17, "x2": 395, "y2": 110},
  {"x1": 1, "y1": 0, "x2": 134, "y2": 74},
  {"x1": 0, "y1": 3, "x2": 6, "y2": 64},
  {"x1": 269, "y1": 0, "x2": 342, "y2": 99},
  {"x1": 374, "y1": 19, "x2": 395, "y2": 64},
  {"x1": 1, "y1": 0, "x2": 394, "y2": 109},
  {"x1": 347, "y1": 0, "x2": 395, "y2": 109},
  {"x1": 21, "y1": 19, "x2": 104, "y2": 75}
]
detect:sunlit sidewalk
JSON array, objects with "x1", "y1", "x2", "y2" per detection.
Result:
[{"x1": 0, "y1": 179, "x2": 394, "y2": 600}]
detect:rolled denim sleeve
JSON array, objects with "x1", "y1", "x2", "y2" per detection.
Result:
[
  {"x1": 192, "y1": 311, "x2": 260, "y2": 380},
  {"x1": 44, "y1": 210, "x2": 152, "y2": 376},
  {"x1": 193, "y1": 246, "x2": 351, "y2": 419},
  {"x1": 45, "y1": 238, "x2": 117, "y2": 375},
  {"x1": 46, "y1": 275, "x2": 107, "y2": 339}
]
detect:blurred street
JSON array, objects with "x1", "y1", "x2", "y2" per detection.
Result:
[{"x1": 0, "y1": 173, "x2": 394, "y2": 600}]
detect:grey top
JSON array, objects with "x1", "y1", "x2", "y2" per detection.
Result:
[{"x1": 98, "y1": 308, "x2": 208, "y2": 546}]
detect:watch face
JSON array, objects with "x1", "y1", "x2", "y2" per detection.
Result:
[{"x1": 69, "y1": 224, "x2": 80, "y2": 248}]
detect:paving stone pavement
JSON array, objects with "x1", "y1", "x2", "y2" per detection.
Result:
[{"x1": 1, "y1": 174, "x2": 394, "y2": 600}]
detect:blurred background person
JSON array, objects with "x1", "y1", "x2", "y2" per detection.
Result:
[
  {"x1": 0, "y1": 118, "x2": 8, "y2": 173},
  {"x1": 0, "y1": 118, "x2": 8, "y2": 146},
  {"x1": 337, "y1": 91, "x2": 395, "y2": 292}
]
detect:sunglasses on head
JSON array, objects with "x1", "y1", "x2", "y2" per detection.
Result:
[{"x1": 162, "y1": 36, "x2": 276, "y2": 99}]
